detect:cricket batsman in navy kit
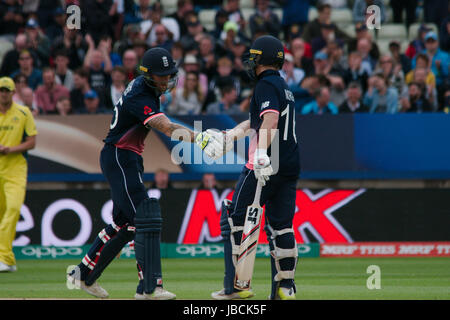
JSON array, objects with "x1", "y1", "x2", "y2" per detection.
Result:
[
  {"x1": 67, "y1": 47, "x2": 219, "y2": 300},
  {"x1": 207, "y1": 35, "x2": 300, "y2": 300}
]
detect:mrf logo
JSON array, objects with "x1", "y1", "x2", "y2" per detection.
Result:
[{"x1": 177, "y1": 188, "x2": 365, "y2": 244}]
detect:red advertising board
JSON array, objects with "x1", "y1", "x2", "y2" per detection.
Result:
[
  {"x1": 320, "y1": 242, "x2": 450, "y2": 257},
  {"x1": 176, "y1": 189, "x2": 366, "y2": 244}
]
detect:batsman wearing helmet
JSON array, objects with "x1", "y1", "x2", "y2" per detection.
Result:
[
  {"x1": 207, "y1": 35, "x2": 300, "y2": 300},
  {"x1": 67, "y1": 47, "x2": 220, "y2": 299}
]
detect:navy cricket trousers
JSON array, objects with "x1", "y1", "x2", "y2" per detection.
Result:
[{"x1": 100, "y1": 144, "x2": 149, "y2": 226}]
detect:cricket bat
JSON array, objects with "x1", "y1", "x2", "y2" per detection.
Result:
[{"x1": 234, "y1": 178, "x2": 264, "y2": 290}]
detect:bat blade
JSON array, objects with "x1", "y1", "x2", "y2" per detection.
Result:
[{"x1": 234, "y1": 204, "x2": 263, "y2": 290}]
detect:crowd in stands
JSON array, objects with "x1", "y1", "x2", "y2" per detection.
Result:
[{"x1": 1, "y1": 0, "x2": 450, "y2": 116}]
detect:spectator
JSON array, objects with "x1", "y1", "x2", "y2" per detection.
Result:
[
  {"x1": 171, "y1": 41, "x2": 185, "y2": 68},
  {"x1": 391, "y1": 0, "x2": 418, "y2": 29},
  {"x1": 327, "y1": 40, "x2": 347, "y2": 78},
  {"x1": 0, "y1": 33, "x2": 31, "y2": 77},
  {"x1": 405, "y1": 24, "x2": 430, "y2": 60},
  {"x1": 301, "y1": 86, "x2": 339, "y2": 114},
  {"x1": 312, "y1": 51, "x2": 331, "y2": 76},
  {"x1": 114, "y1": 24, "x2": 144, "y2": 58},
  {"x1": 347, "y1": 22, "x2": 380, "y2": 62},
  {"x1": 280, "y1": 52, "x2": 305, "y2": 87},
  {"x1": 363, "y1": 73, "x2": 399, "y2": 113},
  {"x1": 131, "y1": 39, "x2": 149, "y2": 64},
  {"x1": 215, "y1": 0, "x2": 246, "y2": 33},
  {"x1": 51, "y1": 26, "x2": 88, "y2": 70},
  {"x1": 122, "y1": 49, "x2": 140, "y2": 82},
  {"x1": 408, "y1": 67, "x2": 438, "y2": 110},
  {"x1": 353, "y1": 0, "x2": 386, "y2": 24},
  {"x1": 83, "y1": 0, "x2": 115, "y2": 43},
  {"x1": 301, "y1": 3, "x2": 349, "y2": 44},
  {"x1": 342, "y1": 51, "x2": 371, "y2": 92},
  {"x1": 198, "y1": 34, "x2": 217, "y2": 80},
  {"x1": 45, "y1": 7, "x2": 66, "y2": 42},
  {"x1": 12, "y1": 74, "x2": 29, "y2": 105},
  {"x1": 400, "y1": 82, "x2": 433, "y2": 113},
  {"x1": 289, "y1": 37, "x2": 314, "y2": 77},
  {"x1": 78, "y1": 89, "x2": 110, "y2": 114},
  {"x1": 83, "y1": 44, "x2": 112, "y2": 107},
  {"x1": 54, "y1": 50, "x2": 75, "y2": 91},
  {"x1": 34, "y1": 67, "x2": 70, "y2": 114},
  {"x1": 177, "y1": 55, "x2": 208, "y2": 98},
  {"x1": 440, "y1": 14, "x2": 450, "y2": 52},
  {"x1": 424, "y1": 0, "x2": 448, "y2": 31},
  {"x1": 36, "y1": 0, "x2": 62, "y2": 29},
  {"x1": 55, "y1": 95, "x2": 73, "y2": 116},
  {"x1": 70, "y1": 68, "x2": 92, "y2": 112},
  {"x1": 405, "y1": 53, "x2": 436, "y2": 87},
  {"x1": 356, "y1": 37, "x2": 377, "y2": 74},
  {"x1": 388, "y1": 40, "x2": 411, "y2": 75},
  {"x1": 168, "y1": 71, "x2": 203, "y2": 115},
  {"x1": 140, "y1": 2, "x2": 180, "y2": 45},
  {"x1": 207, "y1": 55, "x2": 241, "y2": 104},
  {"x1": 99, "y1": 34, "x2": 123, "y2": 67},
  {"x1": 206, "y1": 85, "x2": 242, "y2": 115},
  {"x1": 150, "y1": 24, "x2": 174, "y2": 52},
  {"x1": 375, "y1": 54, "x2": 405, "y2": 98},
  {"x1": 280, "y1": 0, "x2": 311, "y2": 42},
  {"x1": 180, "y1": 13, "x2": 208, "y2": 52},
  {"x1": 150, "y1": 168, "x2": 173, "y2": 190},
  {"x1": 291, "y1": 74, "x2": 326, "y2": 112},
  {"x1": 105, "y1": 66, "x2": 127, "y2": 109},
  {"x1": 212, "y1": 9, "x2": 230, "y2": 40},
  {"x1": 339, "y1": 82, "x2": 370, "y2": 113},
  {"x1": 412, "y1": 31, "x2": 450, "y2": 87},
  {"x1": 10, "y1": 50, "x2": 42, "y2": 90},
  {"x1": 19, "y1": 87, "x2": 39, "y2": 116},
  {"x1": 167, "y1": 0, "x2": 194, "y2": 38},
  {"x1": 249, "y1": 0, "x2": 282, "y2": 39},
  {"x1": 310, "y1": 23, "x2": 343, "y2": 55},
  {"x1": 124, "y1": 0, "x2": 152, "y2": 25},
  {"x1": 23, "y1": 18, "x2": 51, "y2": 69},
  {"x1": 199, "y1": 173, "x2": 217, "y2": 189},
  {"x1": 0, "y1": 0, "x2": 25, "y2": 41}
]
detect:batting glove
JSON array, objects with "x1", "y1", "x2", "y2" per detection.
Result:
[
  {"x1": 195, "y1": 131, "x2": 222, "y2": 159},
  {"x1": 253, "y1": 148, "x2": 273, "y2": 185}
]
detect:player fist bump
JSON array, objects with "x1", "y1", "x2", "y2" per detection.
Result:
[
  {"x1": 195, "y1": 131, "x2": 223, "y2": 159},
  {"x1": 205, "y1": 129, "x2": 234, "y2": 159},
  {"x1": 253, "y1": 148, "x2": 273, "y2": 185}
]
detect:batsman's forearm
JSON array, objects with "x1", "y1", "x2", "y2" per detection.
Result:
[
  {"x1": 228, "y1": 120, "x2": 250, "y2": 141},
  {"x1": 147, "y1": 114, "x2": 196, "y2": 142},
  {"x1": 258, "y1": 114, "x2": 278, "y2": 150},
  {"x1": 166, "y1": 122, "x2": 196, "y2": 142}
]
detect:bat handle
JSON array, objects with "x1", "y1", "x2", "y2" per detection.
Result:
[{"x1": 253, "y1": 178, "x2": 263, "y2": 206}]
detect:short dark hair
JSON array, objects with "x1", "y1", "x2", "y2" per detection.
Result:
[
  {"x1": 317, "y1": 3, "x2": 331, "y2": 11},
  {"x1": 74, "y1": 67, "x2": 89, "y2": 79}
]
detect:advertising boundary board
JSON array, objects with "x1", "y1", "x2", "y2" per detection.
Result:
[
  {"x1": 19, "y1": 189, "x2": 450, "y2": 246},
  {"x1": 13, "y1": 243, "x2": 320, "y2": 260},
  {"x1": 13, "y1": 242, "x2": 450, "y2": 260}
]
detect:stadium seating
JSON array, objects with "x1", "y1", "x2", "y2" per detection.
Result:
[
  {"x1": 0, "y1": 39, "x2": 13, "y2": 66},
  {"x1": 376, "y1": 23, "x2": 408, "y2": 41},
  {"x1": 408, "y1": 22, "x2": 439, "y2": 41},
  {"x1": 198, "y1": 9, "x2": 216, "y2": 31}
]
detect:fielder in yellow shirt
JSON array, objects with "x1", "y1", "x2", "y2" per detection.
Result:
[{"x1": 0, "y1": 77, "x2": 37, "y2": 272}]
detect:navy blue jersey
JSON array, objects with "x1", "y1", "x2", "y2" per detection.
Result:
[
  {"x1": 247, "y1": 69, "x2": 300, "y2": 176},
  {"x1": 104, "y1": 76, "x2": 163, "y2": 154}
]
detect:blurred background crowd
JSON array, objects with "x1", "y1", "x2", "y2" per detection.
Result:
[{"x1": 0, "y1": 0, "x2": 450, "y2": 116}]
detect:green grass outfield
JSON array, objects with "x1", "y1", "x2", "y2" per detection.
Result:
[{"x1": 0, "y1": 257, "x2": 449, "y2": 300}]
